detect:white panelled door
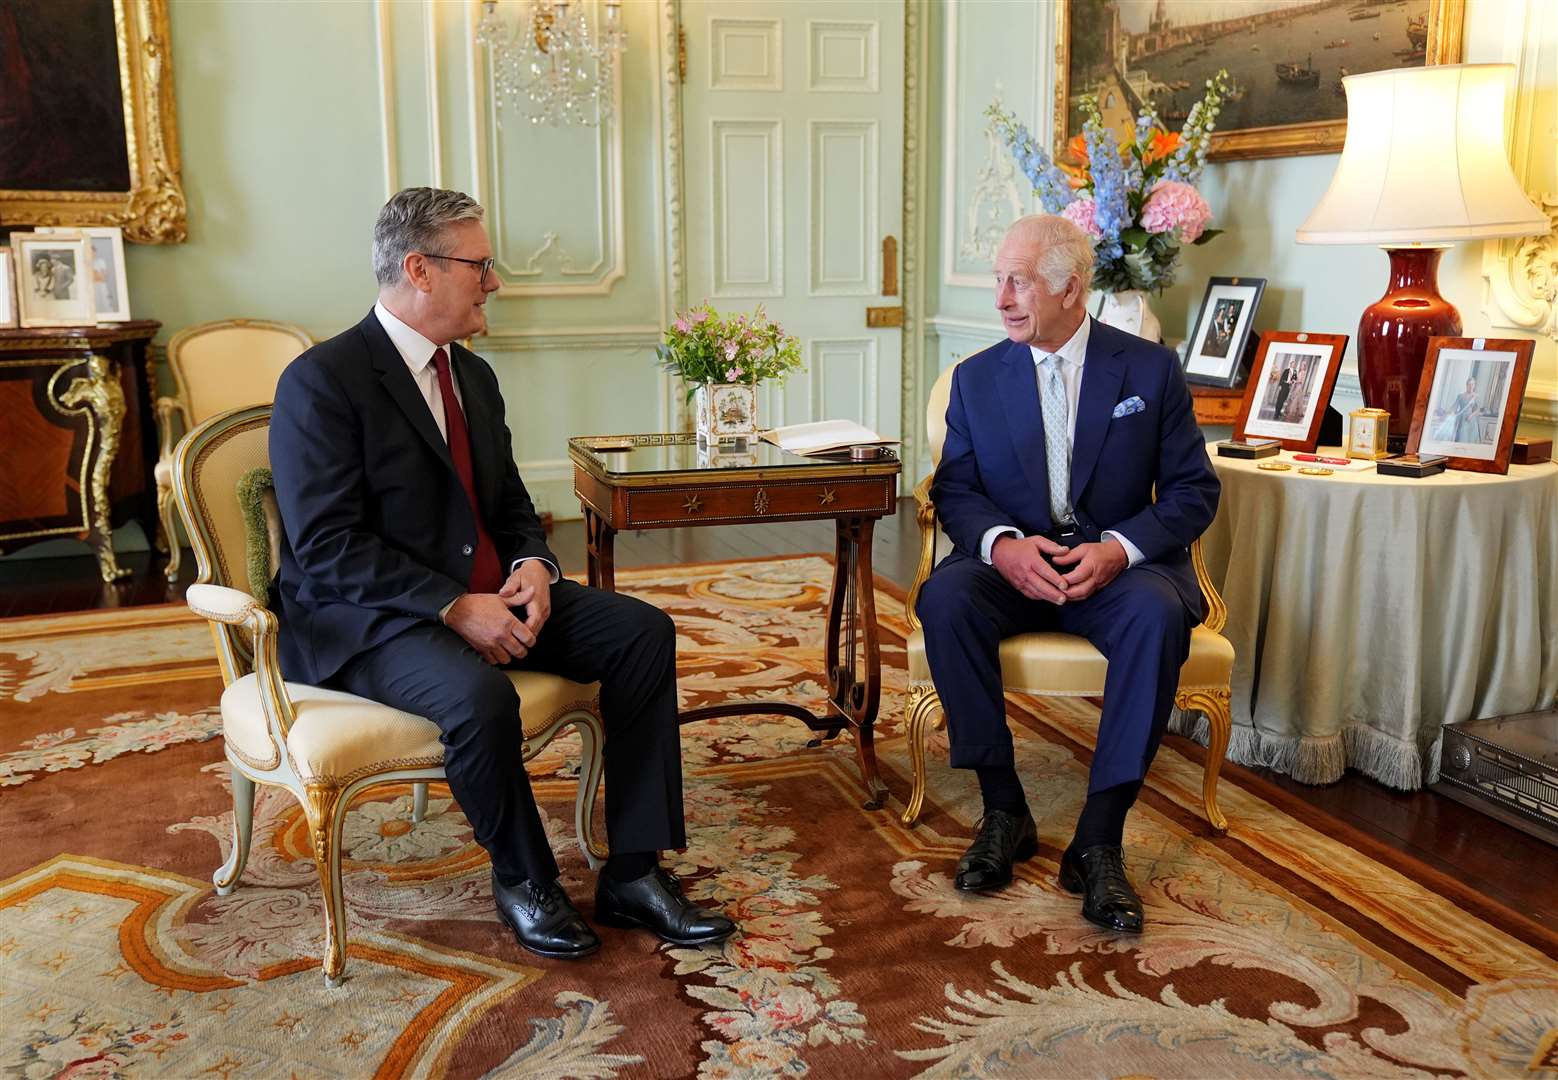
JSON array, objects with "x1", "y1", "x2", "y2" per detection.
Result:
[{"x1": 682, "y1": 0, "x2": 905, "y2": 445}]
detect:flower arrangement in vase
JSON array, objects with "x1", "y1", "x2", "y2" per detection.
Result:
[
  {"x1": 655, "y1": 303, "x2": 803, "y2": 445},
  {"x1": 986, "y1": 71, "x2": 1231, "y2": 339}
]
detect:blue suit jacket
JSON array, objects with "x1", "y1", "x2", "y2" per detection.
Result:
[
  {"x1": 931, "y1": 318, "x2": 1220, "y2": 618},
  {"x1": 269, "y1": 309, "x2": 557, "y2": 685}
]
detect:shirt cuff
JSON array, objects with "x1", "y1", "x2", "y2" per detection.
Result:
[
  {"x1": 1101, "y1": 529, "x2": 1145, "y2": 568},
  {"x1": 511, "y1": 556, "x2": 561, "y2": 584},
  {"x1": 980, "y1": 525, "x2": 1023, "y2": 564},
  {"x1": 438, "y1": 596, "x2": 460, "y2": 623}
]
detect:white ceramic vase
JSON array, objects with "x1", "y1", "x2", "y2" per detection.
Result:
[
  {"x1": 694, "y1": 382, "x2": 758, "y2": 446},
  {"x1": 1095, "y1": 289, "x2": 1162, "y2": 343}
]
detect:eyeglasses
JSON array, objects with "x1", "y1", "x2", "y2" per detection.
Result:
[{"x1": 420, "y1": 252, "x2": 495, "y2": 287}]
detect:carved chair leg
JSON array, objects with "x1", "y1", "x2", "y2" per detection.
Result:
[
  {"x1": 159, "y1": 480, "x2": 182, "y2": 582},
  {"x1": 303, "y1": 782, "x2": 349, "y2": 988},
  {"x1": 900, "y1": 683, "x2": 942, "y2": 828},
  {"x1": 573, "y1": 714, "x2": 608, "y2": 870},
  {"x1": 212, "y1": 767, "x2": 255, "y2": 896},
  {"x1": 411, "y1": 782, "x2": 428, "y2": 823},
  {"x1": 1177, "y1": 687, "x2": 1232, "y2": 834}
]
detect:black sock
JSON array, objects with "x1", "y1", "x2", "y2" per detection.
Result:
[
  {"x1": 604, "y1": 851, "x2": 657, "y2": 882},
  {"x1": 495, "y1": 868, "x2": 531, "y2": 889},
  {"x1": 1071, "y1": 780, "x2": 1143, "y2": 851},
  {"x1": 975, "y1": 765, "x2": 1028, "y2": 817}
]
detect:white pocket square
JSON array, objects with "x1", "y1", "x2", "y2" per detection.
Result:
[{"x1": 1112, "y1": 396, "x2": 1145, "y2": 419}]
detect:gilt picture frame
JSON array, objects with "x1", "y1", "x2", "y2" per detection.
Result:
[
  {"x1": 0, "y1": 0, "x2": 187, "y2": 244},
  {"x1": 1052, "y1": 0, "x2": 1465, "y2": 163}
]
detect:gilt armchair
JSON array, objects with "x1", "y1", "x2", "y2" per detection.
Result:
[
  {"x1": 899, "y1": 361, "x2": 1233, "y2": 831},
  {"x1": 156, "y1": 319, "x2": 314, "y2": 581},
  {"x1": 172, "y1": 404, "x2": 607, "y2": 986}
]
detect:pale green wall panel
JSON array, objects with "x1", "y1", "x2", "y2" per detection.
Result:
[{"x1": 126, "y1": 0, "x2": 387, "y2": 342}]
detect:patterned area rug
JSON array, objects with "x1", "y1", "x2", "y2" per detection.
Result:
[{"x1": 2, "y1": 556, "x2": 1555, "y2": 1079}]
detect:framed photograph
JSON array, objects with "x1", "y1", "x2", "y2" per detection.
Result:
[
  {"x1": 1052, "y1": 0, "x2": 1464, "y2": 163},
  {"x1": 0, "y1": 249, "x2": 17, "y2": 329},
  {"x1": 0, "y1": 0, "x2": 186, "y2": 244},
  {"x1": 1183, "y1": 276, "x2": 1266, "y2": 387},
  {"x1": 1232, "y1": 331, "x2": 1348, "y2": 451},
  {"x1": 1407, "y1": 337, "x2": 1534, "y2": 474},
  {"x1": 13, "y1": 232, "x2": 96, "y2": 329},
  {"x1": 83, "y1": 227, "x2": 131, "y2": 322}
]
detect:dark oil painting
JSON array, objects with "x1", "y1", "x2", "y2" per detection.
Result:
[{"x1": 0, "y1": 0, "x2": 132, "y2": 193}]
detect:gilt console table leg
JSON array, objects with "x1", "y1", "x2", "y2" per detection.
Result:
[{"x1": 59, "y1": 356, "x2": 130, "y2": 583}]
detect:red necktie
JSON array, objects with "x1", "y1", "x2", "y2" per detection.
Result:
[{"x1": 432, "y1": 347, "x2": 503, "y2": 593}]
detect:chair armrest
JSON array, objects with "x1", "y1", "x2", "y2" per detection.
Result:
[
  {"x1": 1190, "y1": 537, "x2": 1227, "y2": 635},
  {"x1": 187, "y1": 583, "x2": 263, "y2": 624},
  {"x1": 155, "y1": 395, "x2": 190, "y2": 463},
  {"x1": 187, "y1": 584, "x2": 298, "y2": 736},
  {"x1": 904, "y1": 474, "x2": 938, "y2": 634}
]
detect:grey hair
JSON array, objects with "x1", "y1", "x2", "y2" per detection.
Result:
[
  {"x1": 372, "y1": 187, "x2": 486, "y2": 287},
  {"x1": 1003, "y1": 214, "x2": 1095, "y2": 294}
]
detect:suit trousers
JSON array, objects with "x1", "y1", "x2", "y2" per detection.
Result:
[
  {"x1": 331, "y1": 579, "x2": 686, "y2": 884},
  {"x1": 916, "y1": 552, "x2": 1194, "y2": 795}
]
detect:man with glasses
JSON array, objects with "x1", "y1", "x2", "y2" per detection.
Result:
[{"x1": 269, "y1": 187, "x2": 734, "y2": 960}]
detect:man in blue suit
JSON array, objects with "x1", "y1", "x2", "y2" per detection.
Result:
[
  {"x1": 917, "y1": 215, "x2": 1219, "y2": 932},
  {"x1": 270, "y1": 187, "x2": 733, "y2": 960}
]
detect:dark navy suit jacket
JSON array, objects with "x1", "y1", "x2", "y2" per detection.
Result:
[
  {"x1": 269, "y1": 309, "x2": 557, "y2": 685},
  {"x1": 931, "y1": 318, "x2": 1220, "y2": 618}
]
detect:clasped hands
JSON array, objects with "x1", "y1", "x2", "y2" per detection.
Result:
[
  {"x1": 445, "y1": 559, "x2": 552, "y2": 664},
  {"x1": 991, "y1": 534, "x2": 1127, "y2": 605}
]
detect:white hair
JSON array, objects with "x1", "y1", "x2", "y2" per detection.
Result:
[
  {"x1": 1003, "y1": 214, "x2": 1095, "y2": 294},
  {"x1": 372, "y1": 187, "x2": 486, "y2": 287}
]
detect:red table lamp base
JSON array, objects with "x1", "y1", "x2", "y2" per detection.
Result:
[{"x1": 1357, "y1": 246, "x2": 1462, "y2": 446}]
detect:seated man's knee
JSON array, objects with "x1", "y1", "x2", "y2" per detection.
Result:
[
  {"x1": 444, "y1": 666, "x2": 520, "y2": 740},
  {"x1": 917, "y1": 569, "x2": 970, "y2": 626}
]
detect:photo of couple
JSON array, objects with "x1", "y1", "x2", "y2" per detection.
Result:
[{"x1": 1256, "y1": 350, "x2": 1319, "y2": 424}]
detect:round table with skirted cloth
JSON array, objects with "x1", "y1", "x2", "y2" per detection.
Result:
[{"x1": 1167, "y1": 448, "x2": 1558, "y2": 790}]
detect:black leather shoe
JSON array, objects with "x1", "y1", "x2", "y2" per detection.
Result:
[
  {"x1": 595, "y1": 867, "x2": 736, "y2": 946},
  {"x1": 492, "y1": 871, "x2": 601, "y2": 959},
  {"x1": 954, "y1": 808, "x2": 1039, "y2": 892},
  {"x1": 1058, "y1": 844, "x2": 1144, "y2": 933}
]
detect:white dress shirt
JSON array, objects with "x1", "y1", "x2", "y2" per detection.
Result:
[
  {"x1": 371, "y1": 303, "x2": 559, "y2": 610},
  {"x1": 979, "y1": 316, "x2": 1145, "y2": 568}
]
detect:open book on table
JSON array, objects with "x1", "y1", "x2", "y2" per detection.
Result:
[{"x1": 758, "y1": 419, "x2": 900, "y2": 456}]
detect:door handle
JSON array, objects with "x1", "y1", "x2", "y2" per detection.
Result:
[{"x1": 866, "y1": 235, "x2": 902, "y2": 327}]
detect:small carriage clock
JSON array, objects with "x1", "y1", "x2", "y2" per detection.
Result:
[{"x1": 1347, "y1": 407, "x2": 1391, "y2": 460}]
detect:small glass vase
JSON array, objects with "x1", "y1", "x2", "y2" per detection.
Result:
[
  {"x1": 1095, "y1": 289, "x2": 1163, "y2": 343},
  {"x1": 694, "y1": 382, "x2": 758, "y2": 446}
]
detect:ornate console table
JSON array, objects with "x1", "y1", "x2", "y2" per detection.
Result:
[{"x1": 0, "y1": 321, "x2": 160, "y2": 581}]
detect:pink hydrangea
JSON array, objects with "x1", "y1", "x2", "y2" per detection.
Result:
[
  {"x1": 1140, "y1": 180, "x2": 1212, "y2": 243},
  {"x1": 1060, "y1": 198, "x2": 1103, "y2": 240}
]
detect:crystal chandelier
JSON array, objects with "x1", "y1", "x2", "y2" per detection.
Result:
[{"x1": 475, "y1": 0, "x2": 626, "y2": 127}]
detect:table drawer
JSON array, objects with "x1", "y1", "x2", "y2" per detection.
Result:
[{"x1": 624, "y1": 477, "x2": 893, "y2": 527}]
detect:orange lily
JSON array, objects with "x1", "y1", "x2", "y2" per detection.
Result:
[
  {"x1": 1145, "y1": 129, "x2": 1181, "y2": 163},
  {"x1": 1067, "y1": 134, "x2": 1089, "y2": 165}
]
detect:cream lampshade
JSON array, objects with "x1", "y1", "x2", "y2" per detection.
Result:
[{"x1": 1296, "y1": 63, "x2": 1546, "y2": 444}]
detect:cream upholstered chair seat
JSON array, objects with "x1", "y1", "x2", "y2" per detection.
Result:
[
  {"x1": 900, "y1": 360, "x2": 1234, "y2": 831},
  {"x1": 175, "y1": 405, "x2": 606, "y2": 988},
  {"x1": 220, "y1": 670, "x2": 600, "y2": 784},
  {"x1": 156, "y1": 319, "x2": 313, "y2": 581},
  {"x1": 904, "y1": 626, "x2": 1234, "y2": 699}
]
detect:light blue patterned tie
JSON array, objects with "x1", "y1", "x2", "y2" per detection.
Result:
[{"x1": 1039, "y1": 354, "x2": 1072, "y2": 525}]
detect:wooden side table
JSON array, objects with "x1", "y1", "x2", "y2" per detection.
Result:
[
  {"x1": 569, "y1": 433, "x2": 902, "y2": 808},
  {"x1": 1191, "y1": 384, "x2": 1245, "y2": 427},
  {"x1": 0, "y1": 321, "x2": 161, "y2": 581}
]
